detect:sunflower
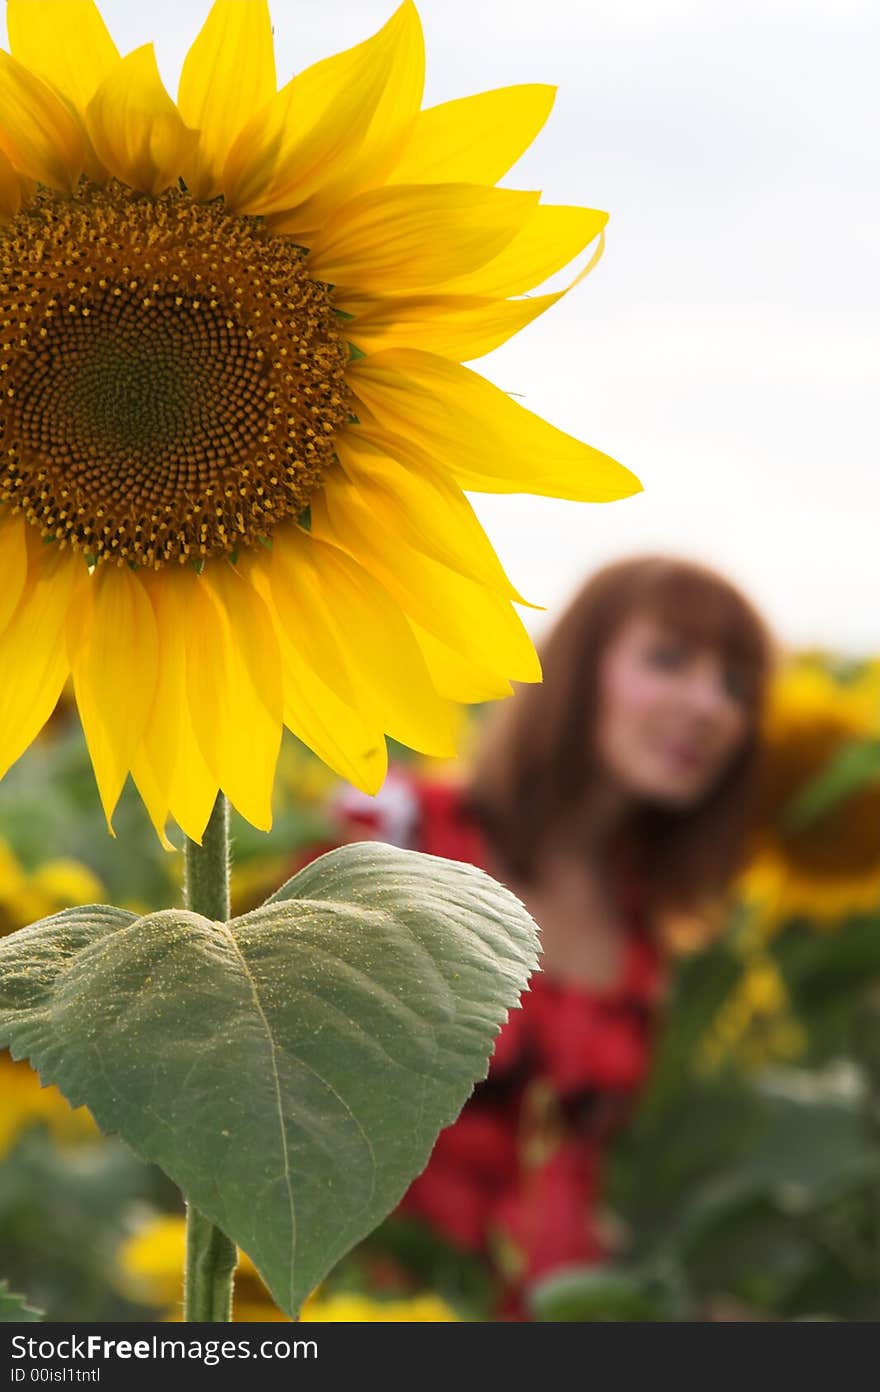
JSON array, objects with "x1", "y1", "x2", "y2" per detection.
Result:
[
  {"x1": 0, "y1": 836, "x2": 104, "y2": 936},
  {"x1": 740, "y1": 658, "x2": 880, "y2": 929},
  {"x1": 0, "y1": 1051, "x2": 98, "y2": 1155},
  {"x1": 0, "y1": 0, "x2": 637, "y2": 845}
]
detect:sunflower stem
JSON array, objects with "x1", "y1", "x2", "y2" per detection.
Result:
[{"x1": 182, "y1": 792, "x2": 237, "y2": 1322}]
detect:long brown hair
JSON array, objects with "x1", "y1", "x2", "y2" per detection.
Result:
[{"x1": 467, "y1": 556, "x2": 774, "y2": 921}]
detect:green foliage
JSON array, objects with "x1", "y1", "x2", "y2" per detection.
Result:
[
  {"x1": 531, "y1": 1268, "x2": 674, "y2": 1322},
  {"x1": 0, "y1": 1120, "x2": 172, "y2": 1321},
  {"x1": 0, "y1": 1279, "x2": 43, "y2": 1322},
  {"x1": 596, "y1": 918, "x2": 880, "y2": 1322},
  {"x1": 0, "y1": 844, "x2": 539, "y2": 1317}
]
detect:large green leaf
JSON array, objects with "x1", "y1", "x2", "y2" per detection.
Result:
[{"x1": 0, "y1": 844, "x2": 539, "y2": 1317}]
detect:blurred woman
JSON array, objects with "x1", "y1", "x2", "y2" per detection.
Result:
[{"x1": 334, "y1": 555, "x2": 774, "y2": 1316}]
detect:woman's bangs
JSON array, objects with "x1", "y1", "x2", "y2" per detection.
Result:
[{"x1": 643, "y1": 566, "x2": 770, "y2": 700}]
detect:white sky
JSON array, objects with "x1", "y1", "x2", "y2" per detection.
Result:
[{"x1": 10, "y1": 0, "x2": 878, "y2": 652}]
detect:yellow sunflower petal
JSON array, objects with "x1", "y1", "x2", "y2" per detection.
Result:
[
  {"x1": 259, "y1": 530, "x2": 360, "y2": 713},
  {"x1": 307, "y1": 184, "x2": 537, "y2": 294},
  {"x1": 0, "y1": 511, "x2": 28, "y2": 636},
  {"x1": 237, "y1": 2, "x2": 424, "y2": 231},
  {"x1": 340, "y1": 222, "x2": 606, "y2": 361},
  {"x1": 206, "y1": 561, "x2": 282, "y2": 725},
  {"x1": 264, "y1": 526, "x2": 456, "y2": 757},
  {"x1": 178, "y1": 0, "x2": 276, "y2": 201},
  {"x1": 0, "y1": 51, "x2": 85, "y2": 190},
  {"x1": 332, "y1": 434, "x2": 524, "y2": 599},
  {"x1": 86, "y1": 45, "x2": 199, "y2": 195},
  {"x1": 70, "y1": 564, "x2": 159, "y2": 832},
  {"x1": 408, "y1": 622, "x2": 515, "y2": 704},
  {"x1": 282, "y1": 667, "x2": 388, "y2": 795},
  {"x1": 342, "y1": 288, "x2": 561, "y2": 361},
  {"x1": 0, "y1": 542, "x2": 75, "y2": 779},
  {"x1": 447, "y1": 203, "x2": 608, "y2": 297},
  {"x1": 349, "y1": 349, "x2": 641, "y2": 500},
  {"x1": 130, "y1": 570, "x2": 216, "y2": 848},
  {"x1": 311, "y1": 489, "x2": 540, "y2": 687},
  {"x1": 129, "y1": 597, "x2": 183, "y2": 847},
  {"x1": 0, "y1": 148, "x2": 26, "y2": 220},
  {"x1": 255, "y1": 528, "x2": 402, "y2": 776},
  {"x1": 247, "y1": 556, "x2": 387, "y2": 794},
  {"x1": 181, "y1": 568, "x2": 281, "y2": 833},
  {"x1": 128, "y1": 750, "x2": 176, "y2": 852},
  {"x1": 307, "y1": 539, "x2": 458, "y2": 757},
  {"x1": 166, "y1": 694, "x2": 221, "y2": 847},
  {"x1": 388, "y1": 84, "x2": 555, "y2": 186},
  {"x1": 6, "y1": 0, "x2": 119, "y2": 115}
]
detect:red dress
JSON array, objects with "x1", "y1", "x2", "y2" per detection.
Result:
[{"x1": 332, "y1": 770, "x2": 666, "y2": 1313}]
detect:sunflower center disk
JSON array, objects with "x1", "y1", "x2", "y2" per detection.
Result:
[{"x1": 0, "y1": 181, "x2": 349, "y2": 566}]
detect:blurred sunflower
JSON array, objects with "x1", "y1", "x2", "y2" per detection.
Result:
[
  {"x1": 0, "y1": 837, "x2": 104, "y2": 937},
  {"x1": 0, "y1": 841, "x2": 103, "y2": 1151},
  {"x1": 0, "y1": 0, "x2": 637, "y2": 845},
  {"x1": 741, "y1": 659, "x2": 880, "y2": 929},
  {"x1": 699, "y1": 955, "x2": 805, "y2": 1074},
  {"x1": 0, "y1": 1052, "x2": 97, "y2": 1155},
  {"x1": 119, "y1": 1214, "x2": 457, "y2": 1321}
]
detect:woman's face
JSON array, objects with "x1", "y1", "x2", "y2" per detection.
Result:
[{"x1": 594, "y1": 612, "x2": 751, "y2": 807}]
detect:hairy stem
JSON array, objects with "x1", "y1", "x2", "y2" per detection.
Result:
[{"x1": 182, "y1": 793, "x2": 237, "y2": 1322}]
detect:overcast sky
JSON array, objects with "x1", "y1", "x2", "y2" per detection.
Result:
[{"x1": 13, "y1": 0, "x2": 878, "y2": 652}]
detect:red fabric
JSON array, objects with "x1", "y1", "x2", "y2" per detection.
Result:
[{"x1": 333, "y1": 769, "x2": 665, "y2": 1314}]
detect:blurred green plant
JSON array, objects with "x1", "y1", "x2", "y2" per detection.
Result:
[
  {"x1": 0, "y1": 1280, "x2": 43, "y2": 1322},
  {"x1": 533, "y1": 918, "x2": 880, "y2": 1322},
  {"x1": 3, "y1": 661, "x2": 880, "y2": 1323}
]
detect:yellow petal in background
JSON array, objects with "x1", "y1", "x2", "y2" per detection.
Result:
[
  {"x1": 6, "y1": 0, "x2": 119, "y2": 115},
  {"x1": 0, "y1": 542, "x2": 76, "y2": 780},
  {"x1": 350, "y1": 348, "x2": 641, "y2": 501},
  {"x1": 308, "y1": 183, "x2": 537, "y2": 294},
  {"x1": 343, "y1": 288, "x2": 561, "y2": 361},
  {"x1": 71, "y1": 565, "x2": 159, "y2": 832},
  {"x1": 178, "y1": 0, "x2": 276, "y2": 200},
  {"x1": 86, "y1": 45, "x2": 199, "y2": 195},
  {"x1": 252, "y1": 2, "x2": 424, "y2": 234},
  {"x1": 388, "y1": 84, "x2": 555, "y2": 186},
  {"x1": 448, "y1": 203, "x2": 608, "y2": 297},
  {"x1": 0, "y1": 52, "x2": 85, "y2": 190}
]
